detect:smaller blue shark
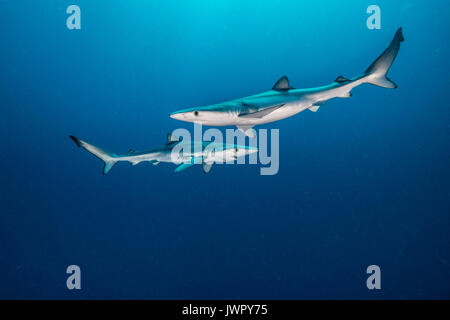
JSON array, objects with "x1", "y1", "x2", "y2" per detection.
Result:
[{"x1": 69, "y1": 134, "x2": 257, "y2": 174}]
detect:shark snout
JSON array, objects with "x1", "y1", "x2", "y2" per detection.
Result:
[{"x1": 169, "y1": 112, "x2": 186, "y2": 120}]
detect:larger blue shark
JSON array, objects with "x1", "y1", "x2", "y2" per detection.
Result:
[{"x1": 170, "y1": 28, "x2": 405, "y2": 137}]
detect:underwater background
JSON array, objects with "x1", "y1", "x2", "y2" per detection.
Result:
[{"x1": 0, "y1": 0, "x2": 449, "y2": 299}]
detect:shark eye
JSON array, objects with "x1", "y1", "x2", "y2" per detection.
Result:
[{"x1": 194, "y1": 111, "x2": 199, "y2": 116}]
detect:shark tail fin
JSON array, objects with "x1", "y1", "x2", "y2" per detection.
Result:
[
  {"x1": 69, "y1": 135, "x2": 118, "y2": 174},
  {"x1": 364, "y1": 27, "x2": 404, "y2": 89}
]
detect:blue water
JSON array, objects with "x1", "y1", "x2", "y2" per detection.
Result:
[{"x1": 0, "y1": 0, "x2": 449, "y2": 299}]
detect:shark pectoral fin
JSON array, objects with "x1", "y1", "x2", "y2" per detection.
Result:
[
  {"x1": 237, "y1": 126, "x2": 256, "y2": 138},
  {"x1": 174, "y1": 157, "x2": 202, "y2": 172},
  {"x1": 202, "y1": 162, "x2": 213, "y2": 174},
  {"x1": 174, "y1": 163, "x2": 193, "y2": 172},
  {"x1": 238, "y1": 104, "x2": 284, "y2": 119},
  {"x1": 308, "y1": 105, "x2": 320, "y2": 112},
  {"x1": 190, "y1": 156, "x2": 203, "y2": 164}
]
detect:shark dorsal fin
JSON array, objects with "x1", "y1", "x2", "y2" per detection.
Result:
[
  {"x1": 272, "y1": 76, "x2": 294, "y2": 91},
  {"x1": 335, "y1": 75, "x2": 350, "y2": 83},
  {"x1": 166, "y1": 133, "x2": 180, "y2": 144}
]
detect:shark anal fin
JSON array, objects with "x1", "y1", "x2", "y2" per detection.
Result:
[{"x1": 338, "y1": 91, "x2": 352, "y2": 98}]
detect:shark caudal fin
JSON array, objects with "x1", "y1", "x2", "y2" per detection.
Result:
[
  {"x1": 69, "y1": 135, "x2": 118, "y2": 174},
  {"x1": 364, "y1": 27, "x2": 404, "y2": 89}
]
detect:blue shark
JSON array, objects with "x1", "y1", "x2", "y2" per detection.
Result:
[
  {"x1": 170, "y1": 28, "x2": 405, "y2": 137},
  {"x1": 69, "y1": 134, "x2": 258, "y2": 174}
]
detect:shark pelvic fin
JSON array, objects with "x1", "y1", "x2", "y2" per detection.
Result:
[
  {"x1": 308, "y1": 105, "x2": 320, "y2": 112},
  {"x1": 237, "y1": 126, "x2": 256, "y2": 138},
  {"x1": 203, "y1": 162, "x2": 213, "y2": 174},
  {"x1": 272, "y1": 76, "x2": 294, "y2": 91}
]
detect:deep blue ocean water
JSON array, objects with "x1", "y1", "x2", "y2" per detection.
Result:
[{"x1": 0, "y1": 0, "x2": 449, "y2": 299}]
